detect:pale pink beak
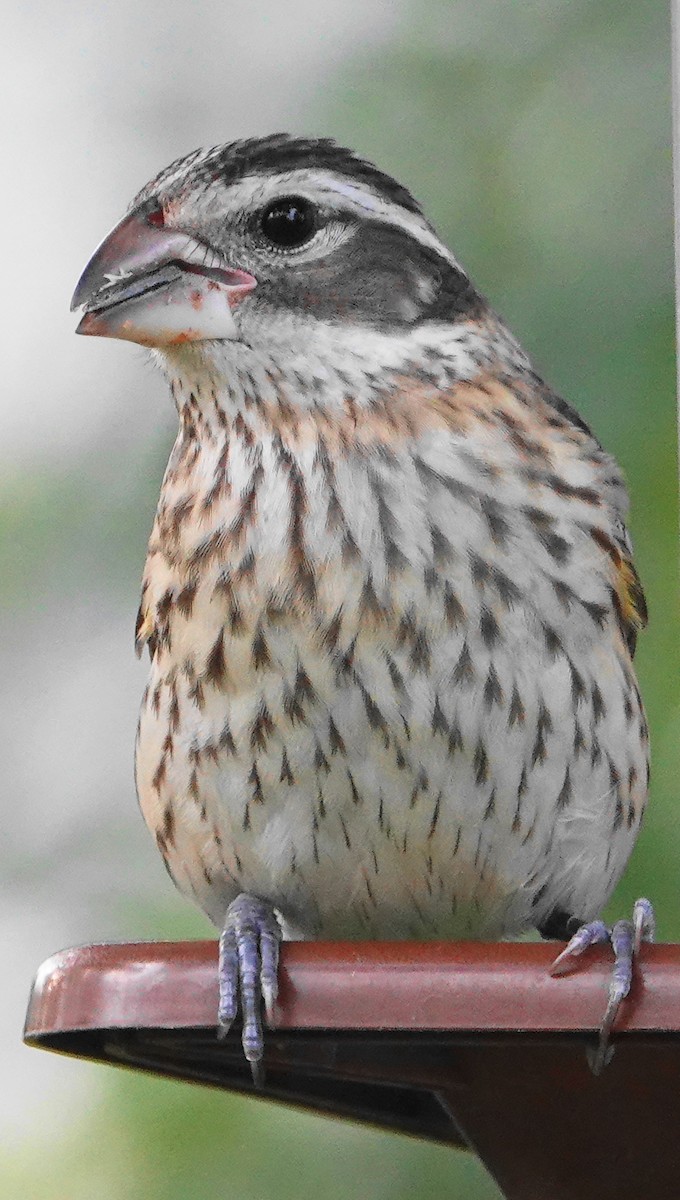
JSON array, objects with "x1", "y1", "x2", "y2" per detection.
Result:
[{"x1": 71, "y1": 207, "x2": 256, "y2": 347}]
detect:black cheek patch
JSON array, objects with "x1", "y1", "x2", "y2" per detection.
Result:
[{"x1": 257, "y1": 223, "x2": 485, "y2": 330}]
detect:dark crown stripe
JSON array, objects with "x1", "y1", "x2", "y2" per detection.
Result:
[{"x1": 146, "y1": 135, "x2": 425, "y2": 218}]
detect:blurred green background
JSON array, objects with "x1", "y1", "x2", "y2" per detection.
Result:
[{"x1": 3, "y1": 2, "x2": 676, "y2": 1197}]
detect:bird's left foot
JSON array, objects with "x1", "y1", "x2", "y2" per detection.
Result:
[
  {"x1": 217, "y1": 892, "x2": 282, "y2": 1086},
  {"x1": 549, "y1": 897, "x2": 655, "y2": 1074}
]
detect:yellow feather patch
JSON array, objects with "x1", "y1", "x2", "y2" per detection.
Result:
[
  {"x1": 613, "y1": 556, "x2": 648, "y2": 654},
  {"x1": 135, "y1": 606, "x2": 156, "y2": 658}
]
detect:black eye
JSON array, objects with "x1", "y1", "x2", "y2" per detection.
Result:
[{"x1": 260, "y1": 197, "x2": 316, "y2": 249}]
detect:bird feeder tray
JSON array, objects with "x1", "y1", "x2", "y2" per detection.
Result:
[{"x1": 24, "y1": 939, "x2": 680, "y2": 1200}]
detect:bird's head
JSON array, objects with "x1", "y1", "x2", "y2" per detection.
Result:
[{"x1": 72, "y1": 135, "x2": 492, "y2": 395}]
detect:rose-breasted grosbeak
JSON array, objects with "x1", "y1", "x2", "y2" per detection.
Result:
[{"x1": 72, "y1": 135, "x2": 652, "y2": 1079}]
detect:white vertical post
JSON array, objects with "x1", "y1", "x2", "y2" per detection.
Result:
[{"x1": 672, "y1": 0, "x2": 680, "y2": 468}]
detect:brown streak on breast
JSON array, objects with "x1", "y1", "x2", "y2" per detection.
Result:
[{"x1": 227, "y1": 371, "x2": 594, "y2": 477}]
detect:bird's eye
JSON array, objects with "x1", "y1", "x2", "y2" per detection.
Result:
[{"x1": 260, "y1": 197, "x2": 317, "y2": 249}]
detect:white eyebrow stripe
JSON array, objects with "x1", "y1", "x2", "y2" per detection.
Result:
[
  {"x1": 305, "y1": 170, "x2": 466, "y2": 272},
  {"x1": 157, "y1": 152, "x2": 467, "y2": 274},
  {"x1": 171, "y1": 160, "x2": 466, "y2": 275},
  {"x1": 314, "y1": 176, "x2": 384, "y2": 211}
]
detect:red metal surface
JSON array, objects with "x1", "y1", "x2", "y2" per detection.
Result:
[
  {"x1": 24, "y1": 940, "x2": 680, "y2": 1200},
  {"x1": 24, "y1": 938, "x2": 675, "y2": 1036}
]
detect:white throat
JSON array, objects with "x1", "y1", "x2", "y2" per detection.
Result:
[{"x1": 155, "y1": 313, "x2": 527, "y2": 428}]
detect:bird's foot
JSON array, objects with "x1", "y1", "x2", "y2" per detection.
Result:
[
  {"x1": 218, "y1": 892, "x2": 282, "y2": 1086},
  {"x1": 550, "y1": 897, "x2": 655, "y2": 1075}
]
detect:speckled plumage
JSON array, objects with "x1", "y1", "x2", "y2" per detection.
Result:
[
  {"x1": 73, "y1": 136, "x2": 650, "y2": 1068},
  {"x1": 134, "y1": 317, "x2": 647, "y2": 944}
]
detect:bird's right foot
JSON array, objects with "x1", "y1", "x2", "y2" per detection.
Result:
[
  {"x1": 550, "y1": 897, "x2": 655, "y2": 1074},
  {"x1": 217, "y1": 892, "x2": 282, "y2": 1086}
]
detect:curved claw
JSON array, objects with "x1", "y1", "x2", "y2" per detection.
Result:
[
  {"x1": 550, "y1": 919, "x2": 609, "y2": 975},
  {"x1": 217, "y1": 893, "x2": 282, "y2": 1083},
  {"x1": 633, "y1": 897, "x2": 655, "y2": 954},
  {"x1": 586, "y1": 1034, "x2": 615, "y2": 1076}
]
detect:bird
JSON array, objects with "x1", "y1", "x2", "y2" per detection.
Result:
[{"x1": 71, "y1": 133, "x2": 653, "y2": 1080}]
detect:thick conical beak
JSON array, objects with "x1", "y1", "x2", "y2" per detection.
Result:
[{"x1": 71, "y1": 208, "x2": 256, "y2": 347}]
